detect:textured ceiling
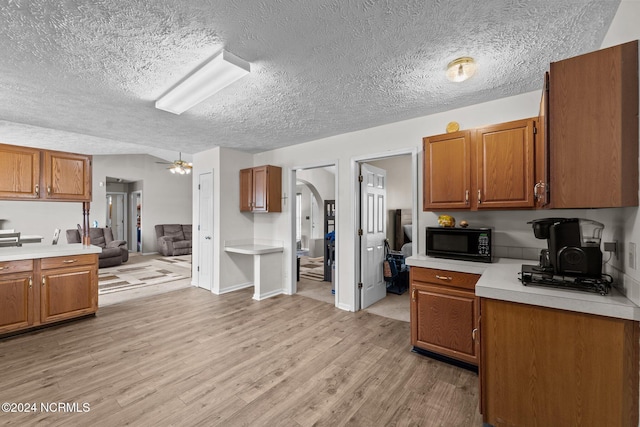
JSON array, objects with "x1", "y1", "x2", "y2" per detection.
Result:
[{"x1": 0, "y1": 0, "x2": 620, "y2": 157}]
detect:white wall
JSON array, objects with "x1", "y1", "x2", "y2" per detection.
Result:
[
  {"x1": 192, "y1": 147, "x2": 254, "y2": 294},
  {"x1": 0, "y1": 154, "x2": 192, "y2": 252}
]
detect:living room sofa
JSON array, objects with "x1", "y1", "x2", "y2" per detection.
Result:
[
  {"x1": 155, "y1": 224, "x2": 192, "y2": 256},
  {"x1": 66, "y1": 227, "x2": 129, "y2": 268}
]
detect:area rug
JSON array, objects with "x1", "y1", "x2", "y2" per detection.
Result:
[
  {"x1": 299, "y1": 256, "x2": 326, "y2": 282},
  {"x1": 98, "y1": 255, "x2": 191, "y2": 294}
]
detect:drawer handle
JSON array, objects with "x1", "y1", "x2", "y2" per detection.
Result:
[
  {"x1": 0, "y1": 266, "x2": 5, "y2": 271},
  {"x1": 63, "y1": 259, "x2": 78, "y2": 264},
  {"x1": 47, "y1": 186, "x2": 52, "y2": 196},
  {"x1": 435, "y1": 275, "x2": 452, "y2": 281}
]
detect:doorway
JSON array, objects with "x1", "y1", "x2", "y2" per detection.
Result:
[
  {"x1": 198, "y1": 172, "x2": 213, "y2": 291},
  {"x1": 106, "y1": 192, "x2": 127, "y2": 243},
  {"x1": 131, "y1": 190, "x2": 142, "y2": 252},
  {"x1": 355, "y1": 150, "x2": 417, "y2": 321},
  {"x1": 292, "y1": 164, "x2": 337, "y2": 306}
]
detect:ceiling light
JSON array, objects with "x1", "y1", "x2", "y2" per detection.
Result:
[
  {"x1": 155, "y1": 50, "x2": 251, "y2": 114},
  {"x1": 446, "y1": 57, "x2": 476, "y2": 82}
]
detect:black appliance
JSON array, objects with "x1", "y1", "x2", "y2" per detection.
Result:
[
  {"x1": 426, "y1": 227, "x2": 492, "y2": 263},
  {"x1": 521, "y1": 218, "x2": 611, "y2": 294}
]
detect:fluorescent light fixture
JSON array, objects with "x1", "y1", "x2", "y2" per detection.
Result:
[{"x1": 156, "y1": 50, "x2": 250, "y2": 114}]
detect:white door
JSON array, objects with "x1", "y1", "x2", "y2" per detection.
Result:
[
  {"x1": 198, "y1": 172, "x2": 213, "y2": 290},
  {"x1": 360, "y1": 163, "x2": 387, "y2": 309},
  {"x1": 106, "y1": 193, "x2": 127, "y2": 243}
]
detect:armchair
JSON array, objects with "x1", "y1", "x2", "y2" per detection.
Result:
[
  {"x1": 155, "y1": 224, "x2": 192, "y2": 256},
  {"x1": 66, "y1": 227, "x2": 129, "y2": 268}
]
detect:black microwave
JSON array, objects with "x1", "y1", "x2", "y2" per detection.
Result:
[{"x1": 426, "y1": 227, "x2": 492, "y2": 263}]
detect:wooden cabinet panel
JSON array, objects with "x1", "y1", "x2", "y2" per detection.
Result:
[
  {"x1": 0, "y1": 144, "x2": 40, "y2": 200},
  {"x1": 239, "y1": 168, "x2": 253, "y2": 212},
  {"x1": 0, "y1": 272, "x2": 33, "y2": 334},
  {"x1": 40, "y1": 265, "x2": 97, "y2": 324},
  {"x1": 239, "y1": 165, "x2": 282, "y2": 213},
  {"x1": 410, "y1": 266, "x2": 480, "y2": 366},
  {"x1": 549, "y1": 40, "x2": 638, "y2": 208},
  {"x1": 474, "y1": 119, "x2": 535, "y2": 209},
  {"x1": 43, "y1": 151, "x2": 92, "y2": 201},
  {"x1": 481, "y1": 298, "x2": 639, "y2": 426},
  {"x1": 423, "y1": 130, "x2": 471, "y2": 210},
  {"x1": 535, "y1": 72, "x2": 550, "y2": 207}
]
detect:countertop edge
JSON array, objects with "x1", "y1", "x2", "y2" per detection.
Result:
[
  {"x1": 0, "y1": 244, "x2": 102, "y2": 262},
  {"x1": 407, "y1": 255, "x2": 640, "y2": 321}
]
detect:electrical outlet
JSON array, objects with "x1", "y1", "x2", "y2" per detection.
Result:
[{"x1": 629, "y1": 242, "x2": 637, "y2": 270}]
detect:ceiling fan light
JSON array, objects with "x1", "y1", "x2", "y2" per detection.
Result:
[
  {"x1": 446, "y1": 57, "x2": 476, "y2": 82},
  {"x1": 155, "y1": 50, "x2": 251, "y2": 114}
]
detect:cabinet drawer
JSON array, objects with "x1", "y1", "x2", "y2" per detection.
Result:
[
  {"x1": 411, "y1": 267, "x2": 479, "y2": 291},
  {"x1": 41, "y1": 254, "x2": 97, "y2": 270},
  {"x1": 0, "y1": 260, "x2": 33, "y2": 275}
]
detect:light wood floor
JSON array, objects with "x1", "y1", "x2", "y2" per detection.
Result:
[{"x1": 0, "y1": 287, "x2": 483, "y2": 426}]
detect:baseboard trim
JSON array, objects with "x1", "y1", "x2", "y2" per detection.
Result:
[
  {"x1": 253, "y1": 289, "x2": 285, "y2": 301},
  {"x1": 216, "y1": 282, "x2": 253, "y2": 295}
]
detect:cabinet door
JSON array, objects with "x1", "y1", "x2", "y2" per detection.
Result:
[
  {"x1": 252, "y1": 165, "x2": 269, "y2": 212},
  {"x1": 0, "y1": 144, "x2": 40, "y2": 199},
  {"x1": 43, "y1": 151, "x2": 92, "y2": 201},
  {"x1": 40, "y1": 263, "x2": 97, "y2": 324},
  {"x1": 239, "y1": 168, "x2": 253, "y2": 212},
  {"x1": 423, "y1": 130, "x2": 472, "y2": 210},
  {"x1": 0, "y1": 272, "x2": 34, "y2": 334},
  {"x1": 411, "y1": 281, "x2": 478, "y2": 365},
  {"x1": 549, "y1": 40, "x2": 638, "y2": 208},
  {"x1": 474, "y1": 118, "x2": 535, "y2": 209}
]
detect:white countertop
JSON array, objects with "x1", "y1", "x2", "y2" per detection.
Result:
[
  {"x1": 0, "y1": 243, "x2": 102, "y2": 262},
  {"x1": 406, "y1": 255, "x2": 640, "y2": 321},
  {"x1": 224, "y1": 244, "x2": 284, "y2": 255}
]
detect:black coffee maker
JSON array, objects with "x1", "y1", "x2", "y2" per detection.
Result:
[{"x1": 528, "y1": 218, "x2": 604, "y2": 277}]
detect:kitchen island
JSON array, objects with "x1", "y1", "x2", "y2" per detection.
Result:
[
  {"x1": 406, "y1": 255, "x2": 640, "y2": 427},
  {"x1": 0, "y1": 243, "x2": 101, "y2": 337}
]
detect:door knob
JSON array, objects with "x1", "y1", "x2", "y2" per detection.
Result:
[{"x1": 204, "y1": 236, "x2": 212, "y2": 240}]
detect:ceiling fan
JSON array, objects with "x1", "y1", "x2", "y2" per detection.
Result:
[{"x1": 156, "y1": 152, "x2": 193, "y2": 174}]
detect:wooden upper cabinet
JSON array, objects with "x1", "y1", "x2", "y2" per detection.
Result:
[
  {"x1": 474, "y1": 118, "x2": 536, "y2": 209},
  {"x1": 423, "y1": 130, "x2": 472, "y2": 210},
  {"x1": 423, "y1": 118, "x2": 536, "y2": 211},
  {"x1": 0, "y1": 144, "x2": 40, "y2": 200},
  {"x1": 0, "y1": 143, "x2": 92, "y2": 202},
  {"x1": 239, "y1": 165, "x2": 282, "y2": 213},
  {"x1": 43, "y1": 151, "x2": 92, "y2": 201},
  {"x1": 549, "y1": 40, "x2": 638, "y2": 208}
]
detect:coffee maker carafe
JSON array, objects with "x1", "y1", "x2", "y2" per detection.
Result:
[{"x1": 528, "y1": 218, "x2": 604, "y2": 277}]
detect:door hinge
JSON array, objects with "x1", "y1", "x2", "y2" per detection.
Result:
[
  {"x1": 358, "y1": 175, "x2": 363, "y2": 183},
  {"x1": 198, "y1": 184, "x2": 201, "y2": 190},
  {"x1": 358, "y1": 282, "x2": 363, "y2": 289},
  {"x1": 533, "y1": 125, "x2": 537, "y2": 134},
  {"x1": 197, "y1": 266, "x2": 200, "y2": 272},
  {"x1": 358, "y1": 229, "x2": 363, "y2": 236},
  {"x1": 198, "y1": 224, "x2": 200, "y2": 231}
]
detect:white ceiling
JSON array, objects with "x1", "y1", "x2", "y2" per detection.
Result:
[{"x1": 0, "y1": 0, "x2": 620, "y2": 159}]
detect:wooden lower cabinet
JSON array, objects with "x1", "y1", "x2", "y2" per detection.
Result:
[
  {"x1": 480, "y1": 298, "x2": 639, "y2": 427},
  {"x1": 410, "y1": 266, "x2": 480, "y2": 366},
  {"x1": 0, "y1": 254, "x2": 98, "y2": 336}
]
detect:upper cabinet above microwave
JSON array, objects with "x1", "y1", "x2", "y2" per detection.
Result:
[
  {"x1": 548, "y1": 40, "x2": 638, "y2": 208},
  {"x1": 423, "y1": 118, "x2": 537, "y2": 211},
  {"x1": 0, "y1": 143, "x2": 92, "y2": 202}
]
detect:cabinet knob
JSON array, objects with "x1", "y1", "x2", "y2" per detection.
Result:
[
  {"x1": 411, "y1": 289, "x2": 417, "y2": 301},
  {"x1": 435, "y1": 274, "x2": 452, "y2": 281},
  {"x1": 28, "y1": 277, "x2": 33, "y2": 289},
  {"x1": 472, "y1": 328, "x2": 478, "y2": 341},
  {"x1": 465, "y1": 190, "x2": 469, "y2": 205},
  {"x1": 42, "y1": 276, "x2": 46, "y2": 286},
  {"x1": 47, "y1": 186, "x2": 52, "y2": 196},
  {"x1": 35, "y1": 184, "x2": 39, "y2": 196},
  {"x1": 477, "y1": 189, "x2": 482, "y2": 204}
]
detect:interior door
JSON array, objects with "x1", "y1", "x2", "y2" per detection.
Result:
[
  {"x1": 360, "y1": 163, "x2": 387, "y2": 309},
  {"x1": 198, "y1": 172, "x2": 213, "y2": 291}
]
